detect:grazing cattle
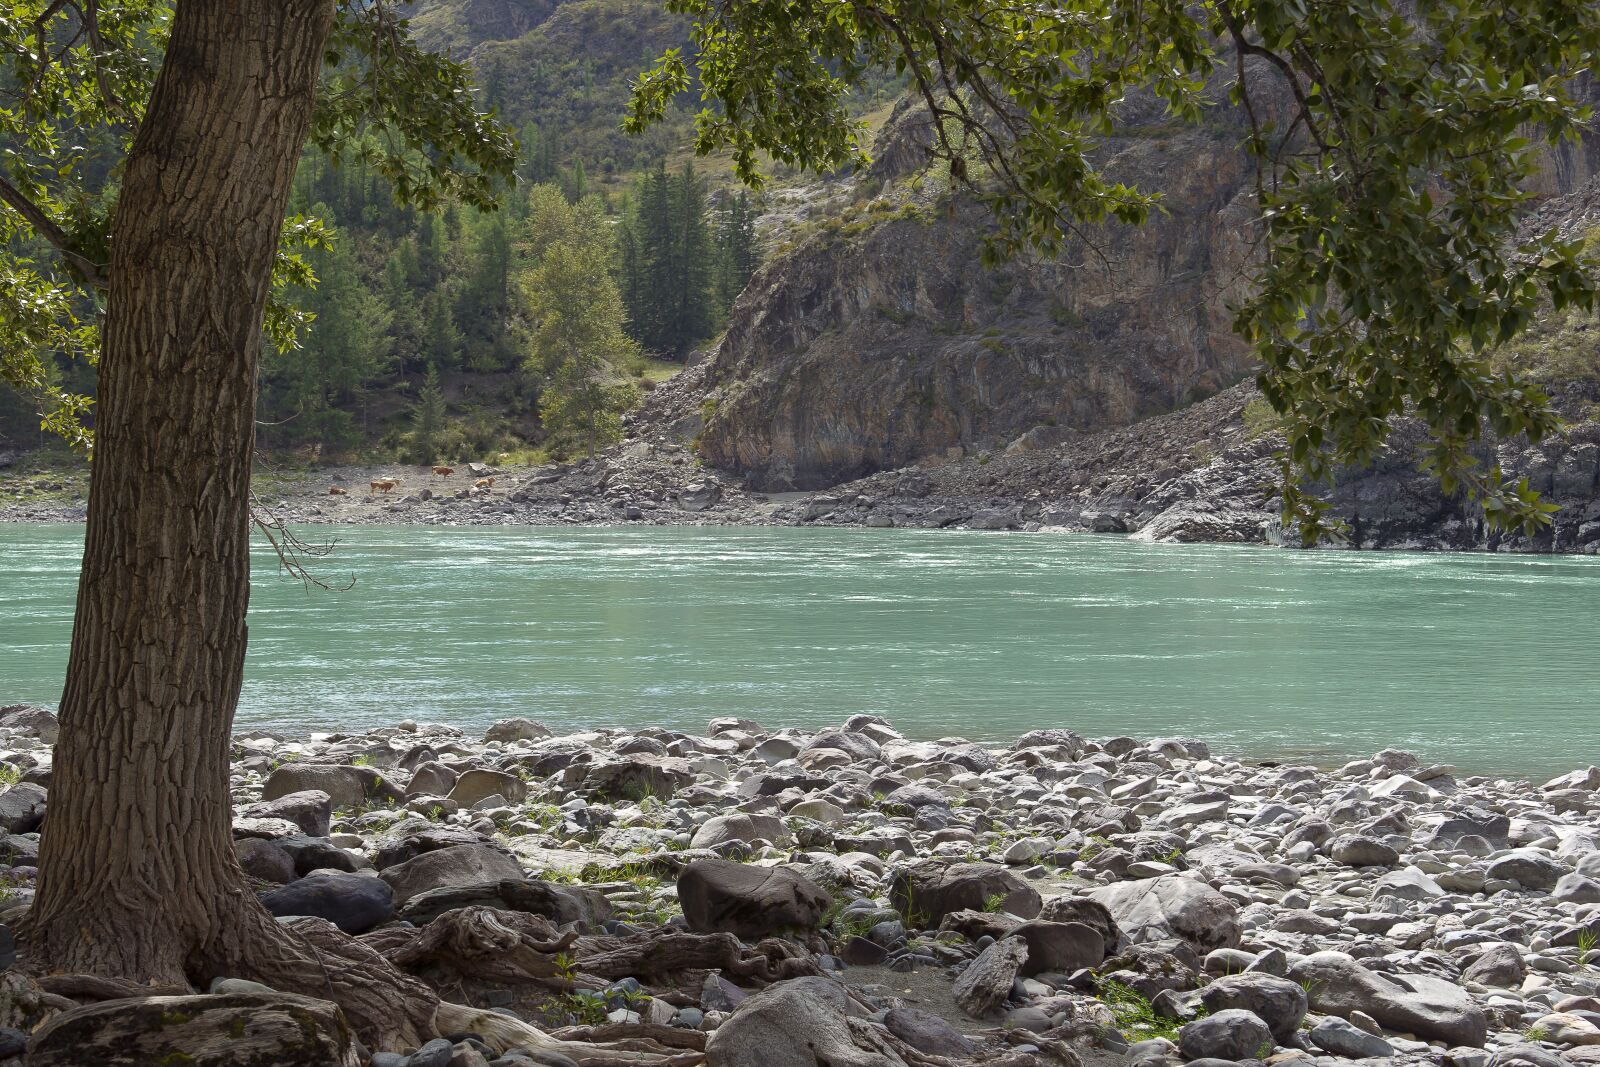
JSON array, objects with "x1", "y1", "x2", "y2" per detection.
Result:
[
  {"x1": 369, "y1": 479, "x2": 399, "y2": 494},
  {"x1": 474, "y1": 477, "x2": 495, "y2": 489},
  {"x1": 327, "y1": 486, "x2": 348, "y2": 496},
  {"x1": 432, "y1": 466, "x2": 454, "y2": 479}
]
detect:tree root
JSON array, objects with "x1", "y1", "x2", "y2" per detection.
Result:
[
  {"x1": 34, "y1": 974, "x2": 192, "y2": 1001},
  {"x1": 434, "y1": 1001, "x2": 703, "y2": 1066}
]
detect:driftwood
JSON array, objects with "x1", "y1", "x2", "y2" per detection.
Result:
[
  {"x1": 34, "y1": 973, "x2": 190, "y2": 1002},
  {"x1": 953, "y1": 937, "x2": 1027, "y2": 1019},
  {"x1": 548, "y1": 1022, "x2": 708, "y2": 1052},
  {"x1": 434, "y1": 1001, "x2": 703, "y2": 1067}
]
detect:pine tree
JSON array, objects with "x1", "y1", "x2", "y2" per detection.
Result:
[
  {"x1": 410, "y1": 362, "x2": 447, "y2": 463},
  {"x1": 672, "y1": 163, "x2": 714, "y2": 352},
  {"x1": 422, "y1": 289, "x2": 462, "y2": 369},
  {"x1": 716, "y1": 190, "x2": 759, "y2": 311}
]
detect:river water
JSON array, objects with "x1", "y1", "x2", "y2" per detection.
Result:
[{"x1": 1, "y1": 522, "x2": 1596, "y2": 778}]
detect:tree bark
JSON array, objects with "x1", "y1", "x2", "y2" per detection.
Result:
[{"x1": 29, "y1": 0, "x2": 336, "y2": 994}]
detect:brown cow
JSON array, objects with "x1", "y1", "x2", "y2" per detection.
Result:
[
  {"x1": 369, "y1": 478, "x2": 399, "y2": 494},
  {"x1": 432, "y1": 466, "x2": 454, "y2": 479},
  {"x1": 473, "y1": 477, "x2": 495, "y2": 489},
  {"x1": 327, "y1": 486, "x2": 348, "y2": 496}
]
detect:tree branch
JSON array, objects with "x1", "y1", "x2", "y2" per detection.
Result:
[{"x1": 0, "y1": 176, "x2": 109, "y2": 289}]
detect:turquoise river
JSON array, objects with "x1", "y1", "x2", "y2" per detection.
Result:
[{"x1": 1, "y1": 522, "x2": 1596, "y2": 779}]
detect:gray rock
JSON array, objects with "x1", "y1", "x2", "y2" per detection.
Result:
[
  {"x1": 1328, "y1": 834, "x2": 1400, "y2": 867},
  {"x1": 259, "y1": 871, "x2": 395, "y2": 934},
  {"x1": 1088, "y1": 874, "x2": 1241, "y2": 953},
  {"x1": 1198, "y1": 973, "x2": 1307, "y2": 1043},
  {"x1": 378, "y1": 843, "x2": 523, "y2": 905},
  {"x1": 1289, "y1": 950, "x2": 1487, "y2": 1047},
  {"x1": 1486, "y1": 851, "x2": 1565, "y2": 891},
  {"x1": 678, "y1": 859, "x2": 832, "y2": 939},
  {"x1": 690, "y1": 813, "x2": 791, "y2": 850},
  {"x1": 239, "y1": 790, "x2": 332, "y2": 838},
  {"x1": 1009, "y1": 920, "x2": 1105, "y2": 975},
  {"x1": 446, "y1": 768, "x2": 528, "y2": 808},
  {"x1": 404, "y1": 761, "x2": 458, "y2": 799},
  {"x1": 1177, "y1": 1008, "x2": 1274, "y2": 1061},
  {"x1": 0, "y1": 705, "x2": 58, "y2": 743},
  {"x1": 704, "y1": 976, "x2": 897, "y2": 1067},
  {"x1": 0, "y1": 783, "x2": 47, "y2": 834},
  {"x1": 483, "y1": 718, "x2": 552, "y2": 744},
  {"x1": 1461, "y1": 942, "x2": 1526, "y2": 988},
  {"x1": 1309, "y1": 1016, "x2": 1395, "y2": 1058},
  {"x1": 883, "y1": 1007, "x2": 976, "y2": 1057},
  {"x1": 235, "y1": 837, "x2": 296, "y2": 884},
  {"x1": 261, "y1": 763, "x2": 402, "y2": 810},
  {"x1": 1555, "y1": 872, "x2": 1600, "y2": 904},
  {"x1": 888, "y1": 861, "x2": 1042, "y2": 926}
]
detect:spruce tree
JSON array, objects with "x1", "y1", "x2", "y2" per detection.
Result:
[
  {"x1": 716, "y1": 190, "x2": 759, "y2": 311},
  {"x1": 410, "y1": 362, "x2": 447, "y2": 463},
  {"x1": 672, "y1": 163, "x2": 714, "y2": 353}
]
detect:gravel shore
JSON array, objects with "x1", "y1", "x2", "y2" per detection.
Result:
[{"x1": 2, "y1": 706, "x2": 1600, "y2": 1065}]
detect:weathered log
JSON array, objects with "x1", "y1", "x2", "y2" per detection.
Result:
[
  {"x1": 434, "y1": 1001, "x2": 703, "y2": 1067},
  {"x1": 548, "y1": 1021, "x2": 707, "y2": 1051},
  {"x1": 35, "y1": 973, "x2": 190, "y2": 1001},
  {"x1": 953, "y1": 937, "x2": 1027, "y2": 1019}
]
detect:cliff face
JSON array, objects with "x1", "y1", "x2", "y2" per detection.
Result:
[
  {"x1": 692, "y1": 80, "x2": 1600, "y2": 497},
  {"x1": 694, "y1": 116, "x2": 1262, "y2": 490}
]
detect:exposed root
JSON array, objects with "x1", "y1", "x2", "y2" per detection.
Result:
[
  {"x1": 366, "y1": 906, "x2": 574, "y2": 987},
  {"x1": 35, "y1": 974, "x2": 191, "y2": 1001},
  {"x1": 435, "y1": 1001, "x2": 703, "y2": 1066}
]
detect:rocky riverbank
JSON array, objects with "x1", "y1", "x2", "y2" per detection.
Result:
[{"x1": 1, "y1": 706, "x2": 1600, "y2": 1064}]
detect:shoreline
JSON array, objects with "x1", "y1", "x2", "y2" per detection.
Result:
[{"x1": 3, "y1": 707, "x2": 1600, "y2": 1063}]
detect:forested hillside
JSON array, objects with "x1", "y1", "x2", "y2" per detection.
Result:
[{"x1": 0, "y1": 0, "x2": 779, "y2": 462}]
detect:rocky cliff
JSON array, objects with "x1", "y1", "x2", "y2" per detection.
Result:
[{"x1": 692, "y1": 102, "x2": 1262, "y2": 490}]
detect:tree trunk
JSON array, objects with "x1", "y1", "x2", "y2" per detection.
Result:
[{"x1": 29, "y1": 0, "x2": 336, "y2": 993}]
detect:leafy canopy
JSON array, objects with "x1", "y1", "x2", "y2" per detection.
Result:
[
  {"x1": 0, "y1": 0, "x2": 514, "y2": 447},
  {"x1": 630, "y1": 0, "x2": 1600, "y2": 542},
  {"x1": 4, "y1": 0, "x2": 1600, "y2": 541}
]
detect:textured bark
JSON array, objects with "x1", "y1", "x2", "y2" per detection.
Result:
[{"x1": 25, "y1": 0, "x2": 339, "y2": 1001}]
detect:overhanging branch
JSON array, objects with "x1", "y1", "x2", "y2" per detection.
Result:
[{"x1": 0, "y1": 176, "x2": 110, "y2": 290}]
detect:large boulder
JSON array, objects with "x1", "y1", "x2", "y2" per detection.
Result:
[
  {"x1": 1198, "y1": 973, "x2": 1307, "y2": 1043},
  {"x1": 370, "y1": 822, "x2": 486, "y2": 870},
  {"x1": 1009, "y1": 921, "x2": 1106, "y2": 975},
  {"x1": 0, "y1": 705, "x2": 58, "y2": 744},
  {"x1": 882, "y1": 1008, "x2": 976, "y2": 1058},
  {"x1": 1087, "y1": 874, "x2": 1241, "y2": 952},
  {"x1": 1039, "y1": 895, "x2": 1121, "y2": 949},
  {"x1": 446, "y1": 768, "x2": 527, "y2": 808},
  {"x1": 261, "y1": 763, "x2": 402, "y2": 810},
  {"x1": 691, "y1": 813, "x2": 792, "y2": 850},
  {"x1": 0, "y1": 783, "x2": 47, "y2": 834},
  {"x1": 1289, "y1": 950, "x2": 1488, "y2": 1047},
  {"x1": 562, "y1": 757, "x2": 695, "y2": 801},
  {"x1": 1178, "y1": 1009, "x2": 1275, "y2": 1062},
  {"x1": 259, "y1": 871, "x2": 394, "y2": 934},
  {"x1": 705, "y1": 976, "x2": 907, "y2": 1067},
  {"x1": 888, "y1": 861, "x2": 1041, "y2": 927},
  {"x1": 235, "y1": 838, "x2": 296, "y2": 884},
  {"x1": 378, "y1": 843, "x2": 524, "y2": 905},
  {"x1": 27, "y1": 991, "x2": 361, "y2": 1066},
  {"x1": 239, "y1": 790, "x2": 332, "y2": 838},
  {"x1": 800, "y1": 730, "x2": 880, "y2": 763},
  {"x1": 678, "y1": 860, "x2": 832, "y2": 939},
  {"x1": 484, "y1": 718, "x2": 552, "y2": 744}
]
